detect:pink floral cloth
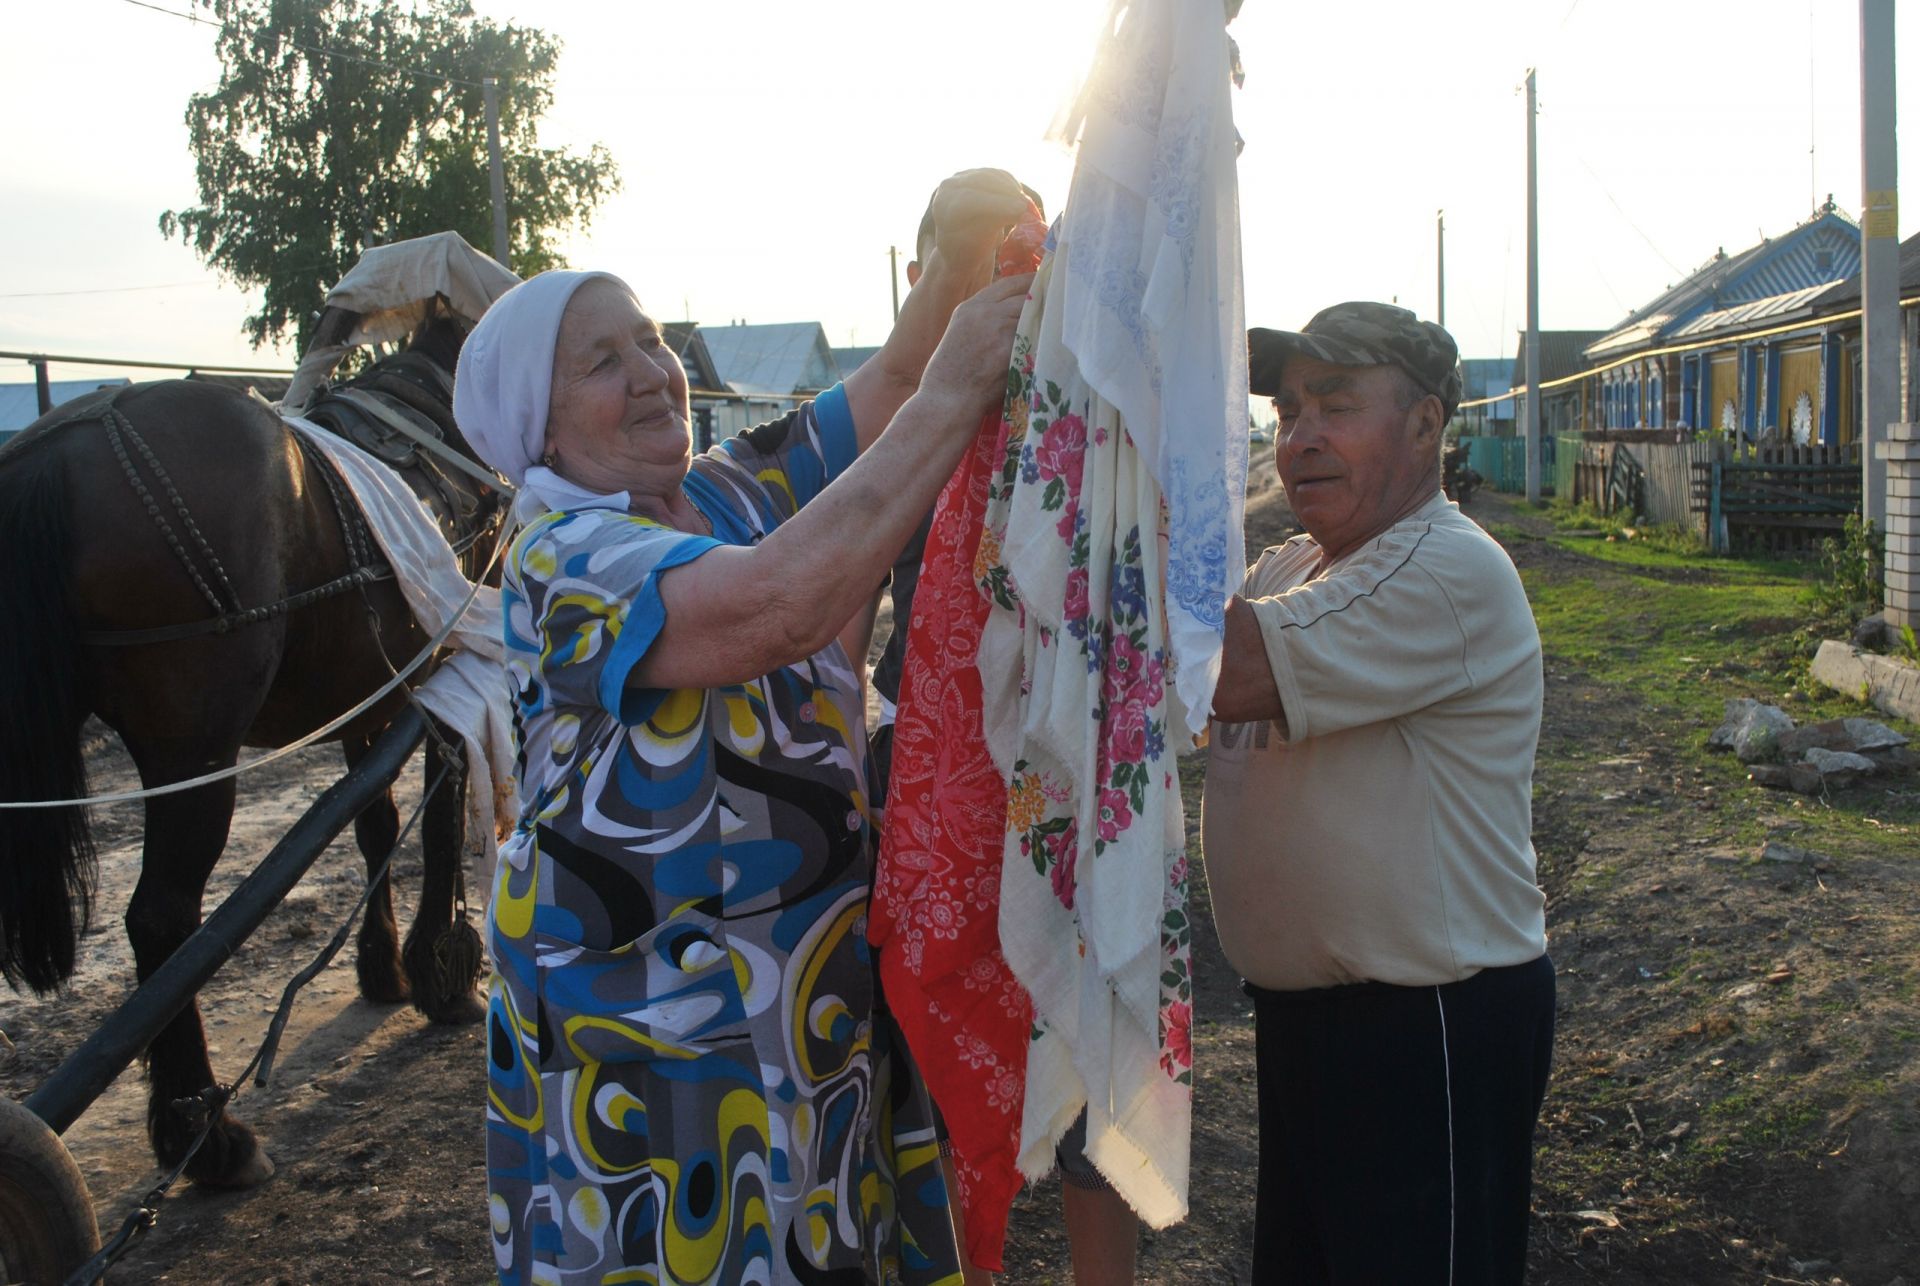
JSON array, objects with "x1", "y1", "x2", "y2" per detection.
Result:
[{"x1": 976, "y1": 246, "x2": 1194, "y2": 1226}]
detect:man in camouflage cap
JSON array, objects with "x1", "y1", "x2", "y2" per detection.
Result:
[
  {"x1": 1244, "y1": 301, "x2": 1463, "y2": 563},
  {"x1": 1202, "y1": 303, "x2": 1553, "y2": 1283}
]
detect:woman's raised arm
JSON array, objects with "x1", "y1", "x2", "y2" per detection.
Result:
[{"x1": 632, "y1": 271, "x2": 1032, "y2": 692}]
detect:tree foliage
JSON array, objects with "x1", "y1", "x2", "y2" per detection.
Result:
[{"x1": 160, "y1": 0, "x2": 620, "y2": 350}]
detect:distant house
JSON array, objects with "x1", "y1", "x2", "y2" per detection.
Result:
[
  {"x1": 697, "y1": 321, "x2": 841, "y2": 440},
  {"x1": 1512, "y1": 330, "x2": 1606, "y2": 436},
  {"x1": 1454, "y1": 358, "x2": 1514, "y2": 436},
  {"x1": 701, "y1": 322, "x2": 838, "y2": 398},
  {"x1": 1580, "y1": 205, "x2": 1864, "y2": 436},
  {"x1": 0, "y1": 377, "x2": 132, "y2": 444}
]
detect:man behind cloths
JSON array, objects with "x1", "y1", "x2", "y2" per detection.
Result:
[{"x1": 1204, "y1": 302, "x2": 1553, "y2": 1285}]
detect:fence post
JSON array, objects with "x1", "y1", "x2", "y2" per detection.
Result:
[
  {"x1": 33, "y1": 358, "x2": 51, "y2": 415},
  {"x1": 1709, "y1": 460, "x2": 1724, "y2": 553}
]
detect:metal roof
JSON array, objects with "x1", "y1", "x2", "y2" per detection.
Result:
[
  {"x1": 0, "y1": 377, "x2": 131, "y2": 433},
  {"x1": 1666, "y1": 283, "x2": 1832, "y2": 341},
  {"x1": 831, "y1": 345, "x2": 881, "y2": 381},
  {"x1": 699, "y1": 322, "x2": 838, "y2": 396},
  {"x1": 1585, "y1": 209, "x2": 1861, "y2": 360}
]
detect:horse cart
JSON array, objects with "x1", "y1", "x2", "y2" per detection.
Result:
[{"x1": 0, "y1": 234, "x2": 518, "y2": 1283}]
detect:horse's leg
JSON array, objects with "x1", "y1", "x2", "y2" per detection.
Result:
[
  {"x1": 340, "y1": 733, "x2": 409, "y2": 1005},
  {"x1": 402, "y1": 721, "x2": 484, "y2": 1025},
  {"x1": 121, "y1": 751, "x2": 272, "y2": 1188}
]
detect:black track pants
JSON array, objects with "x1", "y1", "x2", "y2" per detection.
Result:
[{"x1": 1247, "y1": 955, "x2": 1556, "y2": 1285}]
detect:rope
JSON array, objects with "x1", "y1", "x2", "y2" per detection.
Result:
[
  {"x1": 62, "y1": 756, "x2": 454, "y2": 1286},
  {"x1": 0, "y1": 517, "x2": 512, "y2": 810}
]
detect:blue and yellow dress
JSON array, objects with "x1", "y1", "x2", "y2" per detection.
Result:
[{"x1": 486, "y1": 387, "x2": 960, "y2": 1285}]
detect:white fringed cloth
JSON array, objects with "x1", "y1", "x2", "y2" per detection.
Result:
[
  {"x1": 284, "y1": 415, "x2": 515, "y2": 859},
  {"x1": 973, "y1": 0, "x2": 1247, "y2": 1228}
]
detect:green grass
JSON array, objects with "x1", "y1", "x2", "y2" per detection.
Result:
[{"x1": 1514, "y1": 509, "x2": 1920, "y2": 861}]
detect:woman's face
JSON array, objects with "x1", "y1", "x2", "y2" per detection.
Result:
[{"x1": 542, "y1": 279, "x2": 693, "y2": 495}]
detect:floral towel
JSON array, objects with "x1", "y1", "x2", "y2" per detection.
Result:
[
  {"x1": 977, "y1": 246, "x2": 1193, "y2": 1228},
  {"x1": 870, "y1": 207, "x2": 1049, "y2": 1273}
]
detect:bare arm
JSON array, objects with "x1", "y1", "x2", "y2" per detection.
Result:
[
  {"x1": 843, "y1": 170, "x2": 1028, "y2": 454},
  {"x1": 1211, "y1": 594, "x2": 1288, "y2": 732},
  {"x1": 631, "y1": 273, "x2": 1033, "y2": 692}
]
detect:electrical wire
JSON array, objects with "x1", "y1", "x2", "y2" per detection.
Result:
[
  {"x1": 119, "y1": 0, "x2": 487, "y2": 89},
  {"x1": 0, "y1": 282, "x2": 211, "y2": 300}
]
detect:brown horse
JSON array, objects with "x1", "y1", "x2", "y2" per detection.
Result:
[{"x1": 0, "y1": 315, "x2": 497, "y2": 1186}]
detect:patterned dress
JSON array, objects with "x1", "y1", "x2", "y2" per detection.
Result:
[{"x1": 486, "y1": 387, "x2": 961, "y2": 1285}]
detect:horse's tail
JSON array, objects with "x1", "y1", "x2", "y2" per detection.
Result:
[{"x1": 0, "y1": 443, "x2": 96, "y2": 993}]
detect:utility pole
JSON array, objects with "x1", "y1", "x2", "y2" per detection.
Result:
[
  {"x1": 1524, "y1": 69, "x2": 1542, "y2": 505},
  {"x1": 1861, "y1": 0, "x2": 1915, "y2": 629},
  {"x1": 1436, "y1": 210, "x2": 1445, "y2": 328},
  {"x1": 889, "y1": 245, "x2": 901, "y2": 324},
  {"x1": 483, "y1": 77, "x2": 510, "y2": 268},
  {"x1": 1860, "y1": 0, "x2": 1895, "y2": 532}
]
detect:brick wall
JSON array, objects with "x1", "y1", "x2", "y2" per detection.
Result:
[{"x1": 1882, "y1": 422, "x2": 1920, "y2": 628}]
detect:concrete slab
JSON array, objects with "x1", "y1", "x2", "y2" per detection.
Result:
[{"x1": 1810, "y1": 640, "x2": 1920, "y2": 723}]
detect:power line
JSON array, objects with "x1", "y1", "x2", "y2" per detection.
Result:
[
  {"x1": 120, "y1": 0, "x2": 485, "y2": 88},
  {"x1": 1566, "y1": 144, "x2": 1687, "y2": 279},
  {"x1": 0, "y1": 281, "x2": 212, "y2": 300}
]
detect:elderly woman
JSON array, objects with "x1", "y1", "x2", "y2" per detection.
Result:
[{"x1": 452, "y1": 174, "x2": 1031, "y2": 1285}]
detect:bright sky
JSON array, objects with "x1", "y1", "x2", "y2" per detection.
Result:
[{"x1": 4, "y1": 0, "x2": 1918, "y2": 390}]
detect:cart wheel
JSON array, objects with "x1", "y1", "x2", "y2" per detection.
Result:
[{"x1": 0, "y1": 1098, "x2": 99, "y2": 1285}]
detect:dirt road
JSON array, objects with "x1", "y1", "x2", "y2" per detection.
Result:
[{"x1": 4, "y1": 475, "x2": 1912, "y2": 1282}]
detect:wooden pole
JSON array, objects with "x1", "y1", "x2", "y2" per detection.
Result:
[{"x1": 1524, "y1": 70, "x2": 1543, "y2": 505}]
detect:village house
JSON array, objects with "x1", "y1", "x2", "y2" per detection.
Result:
[
  {"x1": 1578, "y1": 204, "x2": 1878, "y2": 442},
  {"x1": 698, "y1": 321, "x2": 840, "y2": 438}
]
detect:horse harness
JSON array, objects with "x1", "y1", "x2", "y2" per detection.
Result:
[{"x1": 72, "y1": 367, "x2": 505, "y2": 647}]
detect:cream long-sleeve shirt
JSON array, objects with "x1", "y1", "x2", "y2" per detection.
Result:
[{"x1": 1201, "y1": 493, "x2": 1548, "y2": 991}]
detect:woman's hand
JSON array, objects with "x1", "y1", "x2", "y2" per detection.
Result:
[{"x1": 917, "y1": 272, "x2": 1034, "y2": 426}]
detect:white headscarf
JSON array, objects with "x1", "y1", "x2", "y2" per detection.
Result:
[{"x1": 452, "y1": 268, "x2": 636, "y2": 518}]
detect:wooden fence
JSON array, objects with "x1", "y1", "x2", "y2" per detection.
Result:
[
  {"x1": 1691, "y1": 443, "x2": 1862, "y2": 555},
  {"x1": 1550, "y1": 437, "x2": 1861, "y2": 554}
]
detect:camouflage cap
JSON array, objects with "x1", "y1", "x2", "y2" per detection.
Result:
[{"x1": 1248, "y1": 302, "x2": 1462, "y2": 418}]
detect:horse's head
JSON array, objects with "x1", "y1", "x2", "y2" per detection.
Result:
[{"x1": 404, "y1": 296, "x2": 470, "y2": 383}]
